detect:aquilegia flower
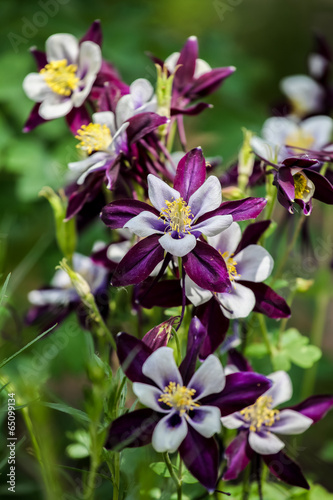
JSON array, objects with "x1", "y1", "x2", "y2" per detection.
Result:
[
  {"x1": 23, "y1": 32, "x2": 102, "y2": 120},
  {"x1": 101, "y1": 148, "x2": 267, "y2": 292},
  {"x1": 106, "y1": 317, "x2": 271, "y2": 491},
  {"x1": 222, "y1": 370, "x2": 333, "y2": 489}
]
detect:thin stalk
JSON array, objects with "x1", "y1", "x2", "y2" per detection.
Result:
[
  {"x1": 257, "y1": 314, "x2": 273, "y2": 359},
  {"x1": 272, "y1": 214, "x2": 306, "y2": 284},
  {"x1": 178, "y1": 458, "x2": 183, "y2": 500},
  {"x1": 113, "y1": 452, "x2": 120, "y2": 500},
  {"x1": 163, "y1": 452, "x2": 181, "y2": 497},
  {"x1": 277, "y1": 287, "x2": 296, "y2": 349},
  {"x1": 242, "y1": 464, "x2": 251, "y2": 500},
  {"x1": 301, "y1": 294, "x2": 329, "y2": 399}
]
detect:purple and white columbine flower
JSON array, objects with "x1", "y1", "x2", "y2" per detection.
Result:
[
  {"x1": 250, "y1": 115, "x2": 333, "y2": 164},
  {"x1": 222, "y1": 370, "x2": 333, "y2": 489},
  {"x1": 280, "y1": 75, "x2": 325, "y2": 118},
  {"x1": 26, "y1": 252, "x2": 109, "y2": 328},
  {"x1": 23, "y1": 33, "x2": 102, "y2": 120},
  {"x1": 68, "y1": 79, "x2": 157, "y2": 186},
  {"x1": 106, "y1": 317, "x2": 271, "y2": 491},
  {"x1": 185, "y1": 221, "x2": 274, "y2": 319}
]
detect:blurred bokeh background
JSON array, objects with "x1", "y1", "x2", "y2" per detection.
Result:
[{"x1": 0, "y1": 0, "x2": 333, "y2": 497}]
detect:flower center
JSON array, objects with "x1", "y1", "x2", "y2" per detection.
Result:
[
  {"x1": 285, "y1": 128, "x2": 315, "y2": 150},
  {"x1": 293, "y1": 172, "x2": 310, "y2": 199},
  {"x1": 40, "y1": 59, "x2": 79, "y2": 96},
  {"x1": 158, "y1": 382, "x2": 199, "y2": 415},
  {"x1": 221, "y1": 251, "x2": 241, "y2": 282},
  {"x1": 75, "y1": 123, "x2": 112, "y2": 154},
  {"x1": 240, "y1": 395, "x2": 280, "y2": 432},
  {"x1": 159, "y1": 198, "x2": 193, "y2": 234}
]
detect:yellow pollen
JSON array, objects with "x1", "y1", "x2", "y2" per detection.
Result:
[
  {"x1": 159, "y1": 198, "x2": 193, "y2": 234},
  {"x1": 40, "y1": 59, "x2": 79, "y2": 96},
  {"x1": 240, "y1": 396, "x2": 280, "y2": 432},
  {"x1": 285, "y1": 129, "x2": 315, "y2": 150},
  {"x1": 158, "y1": 382, "x2": 199, "y2": 416},
  {"x1": 293, "y1": 172, "x2": 311, "y2": 200},
  {"x1": 75, "y1": 123, "x2": 112, "y2": 154},
  {"x1": 221, "y1": 251, "x2": 241, "y2": 282}
]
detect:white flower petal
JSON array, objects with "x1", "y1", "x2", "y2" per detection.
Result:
[
  {"x1": 28, "y1": 288, "x2": 74, "y2": 306},
  {"x1": 188, "y1": 355, "x2": 225, "y2": 399},
  {"x1": 272, "y1": 409, "x2": 313, "y2": 435},
  {"x1": 309, "y1": 54, "x2": 327, "y2": 79},
  {"x1": 262, "y1": 117, "x2": 298, "y2": 148},
  {"x1": 219, "y1": 282, "x2": 256, "y2": 319},
  {"x1": 188, "y1": 406, "x2": 221, "y2": 437},
  {"x1": 124, "y1": 211, "x2": 164, "y2": 237},
  {"x1": 116, "y1": 94, "x2": 135, "y2": 125},
  {"x1": 78, "y1": 41, "x2": 101, "y2": 78},
  {"x1": 221, "y1": 413, "x2": 246, "y2": 429},
  {"x1": 188, "y1": 176, "x2": 222, "y2": 220},
  {"x1": 235, "y1": 245, "x2": 274, "y2": 282},
  {"x1": 107, "y1": 241, "x2": 132, "y2": 263},
  {"x1": 68, "y1": 152, "x2": 108, "y2": 174},
  {"x1": 39, "y1": 94, "x2": 73, "y2": 119},
  {"x1": 264, "y1": 371, "x2": 293, "y2": 407},
  {"x1": 71, "y1": 253, "x2": 107, "y2": 291},
  {"x1": 130, "y1": 78, "x2": 154, "y2": 108},
  {"x1": 280, "y1": 75, "x2": 324, "y2": 115},
  {"x1": 142, "y1": 347, "x2": 182, "y2": 390},
  {"x1": 193, "y1": 214, "x2": 232, "y2": 237},
  {"x1": 132, "y1": 382, "x2": 169, "y2": 413},
  {"x1": 23, "y1": 73, "x2": 52, "y2": 102},
  {"x1": 76, "y1": 158, "x2": 109, "y2": 185},
  {"x1": 164, "y1": 52, "x2": 180, "y2": 73},
  {"x1": 301, "y1": 115, "x2": 333, "y2": 149},
  {"x1": 152, "y1": 411, "x2": 188, "y2": 453},
  {"x1": 46, "y1": 33, "x2": 79, "y2": 63},
  {"x1": 93, "y1": 111, "x2": 116, "y2": 132},
  {"x1": 207, "y1": 221, "x2": 242, "y2": 255},
  {"x1": 159, "y1": 233, "x2": 197, "y2": 257},
  {"x1": 184, "y1": 276, "x2": 212, "y2": 307},
  {"x1": 250, "y1": 136, "x2": 278, "y2": 163},
  {"x1": 194, "y1": 58, "x2": 212, "y2": 79},
  {"x1": 248, "y1": 430, "x2": 285, "y2": 455},
  {"x1": 148, "y1": 174, "x2": 180, "y2": 211}
]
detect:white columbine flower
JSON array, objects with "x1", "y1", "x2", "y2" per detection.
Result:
[{"x1": 23, "y1": 34, "x2": 102, "y2": 119}]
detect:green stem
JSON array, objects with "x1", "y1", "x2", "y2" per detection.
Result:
[
  {"x1": 163, "y1": 452, "x2": 181, "y2": 496},
  {"x1": 277, "y1": 287, "x2": 296, "y2": 349},
  {"x1": 301, "y1": 294, "x2": 329, "y2": 399},
  {"x1": 264, "y1": 173, "x2": 277, "y2": 221},
  {"x1": 113, "y1": 452, "x2": 120, "y2": 500},
  {"x1": 272, "y1": 214, "x2": 305, "y2": 284},
  {"x1": 242, "y1": 464, "x2": 251, "y2": 500},
  {"x1": 178, "y1": 458, "x2": 183, "y2": 500},
  {"x1": 257, "y1": 314, "x2": 273, "y2": 359}
]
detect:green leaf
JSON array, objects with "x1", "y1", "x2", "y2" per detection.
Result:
[
  {"x1": 41, "y1": 402, "x2": 90, "y2": 424},
  {"x1": 272, "y1": 328, "x2": 322, "y2": 371},
  {"x1": 320, "y1": 442, "x2": 333, "y2": 462},
  {"x1": 0, "y1": 273, "x2": 10, "y2": 309},
  {"x1": 149, "y1": 462, "x2": 176, "y2": 478},
  {"x1": 66, "y1": 443, "x2": 90, "y2": 459},
  {"x1": 181, "y1": 468, "x2": 197, "y2": 484},
  {"x1": 272, "y1": 351, "x2": 291, "y2": 371},
  {"x1": 245, "y1": 342, "x2": 268, "y2": 358}
]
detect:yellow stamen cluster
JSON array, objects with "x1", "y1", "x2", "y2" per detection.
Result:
[
  {"x1": 160, "y1": 198, "x2": 193, "y2": 233},
  {"x1": 40, "y1": 59, "x2": 79, "y2": 96},
  {"x1": 75, "y1": 123, "x2": 112, "y2": 154},
  {"x1": 158, "y1": 382, "x2": 199, "y2": 416},
  {"x1": 285, "y1": 129, "x2": 314, "y2": 150},
  {"x1": 221, "y1": 251, "x2": 241, "y2": 282},
  {"x1": 293, "y1": 172, "x2": 310, "y2": 200},
  {"x1": 240, "y1": 396, "x2": 280, "y2": 432}
]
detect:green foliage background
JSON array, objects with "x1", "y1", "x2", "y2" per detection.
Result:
[{"x1": 0, "y1": 0, "x2": 333, "y2": 498}]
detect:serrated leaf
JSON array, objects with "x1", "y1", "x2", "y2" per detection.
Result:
[
  {"x1": 288, "y1": 344, "x2": 322, "y2": 368},
  {"x1": 272, "y1": 351, "x2": 291, "y2": 371}
]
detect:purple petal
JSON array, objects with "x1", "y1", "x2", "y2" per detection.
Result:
[
  {"x1": 116, "y1": 332, "x2": 152, "y2": 384},
  {"x1": 201, "y1": 372, "x2": 271, "y2": 416},
  {"x1": 142, "y1": 317, "x2": 179, "y2": 350},
  {"x1": 174, "y1": 36, "x2": 198, "y2": 90},
  {"x1": 171, "y1": 102, "x2": 211, "y2": 116},
  {"x1": 188, "y1": 66, "x2": 236, "y2": 99},
  {"x1": 196, "y1": 298, "x2": 229, "y2": 360},
  {"x1": 66, "y1": 105, "x2": 91, "y2": 135},
  {"x1": 65, "y1": 173, "x2": 104, "y2": 220},
  {"x1": 179, "y1": 316, "x2": 207, "y2": 385},
  {"x1": 239, "y1": 281, "x2": 291, "y2": 319},
  {"x1": 276, "y1": 166, "x2": 295, "y2": 202},
  {"x1": 227, "y1": 348, "x2": 253, "y2": 372},
  {"x1": 105, "y1": 409, "x2": 160, "y2": 450},
  {"x1": 196, "y1": 197, "x2": 267, "y2": 224},
  {"x1": 23, "y1": 103, "x2": 47, "y2": 133},
  {"x1": 183, "y1": 241, "x2": 231, "y2": 293},
  {"x1": 30, "y1": 47, "x2": 47, "y2": 70},
  {"x1": 101, "y1": 200, "x2": 158, "y2": 229},
  {"x1": 286, "y1": 395, "x2": 333, "y2": 423},
  {"x1": 135, "y1": 279, "x2": 186, "y2": 309},
  {"x1": 305, "y1": 168, "x2": 333, "y2": 204},
  {"x1": 173, "y1": 148, "x2": 206, "y2": 203},
  {"x1": 111, "y1": 235, "x2": 164, "y2": 286},
  {"x1": 179, "y1": 426, "x2": 219, "y2": 492},
  {"x1": 223, "y1": 430, "x2": 252, "y2": 481},
  {"x1": 235, "y1": 220, "x2": 271, "y2": 254},
  {"x1": 126, "y1": 112, "x2": 168, "y2": 144},
  {"x1": 262, "y1": 451, "x2": 310, "y2": 489},
  {"x1": 80, "y1": 20, "x2": 102, "y2": 46}
]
